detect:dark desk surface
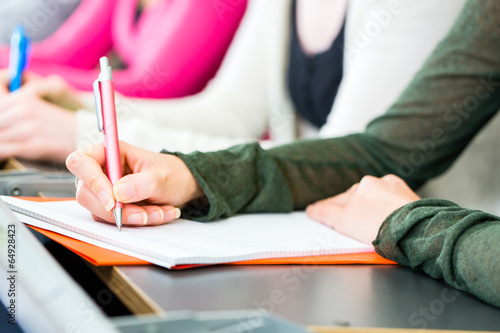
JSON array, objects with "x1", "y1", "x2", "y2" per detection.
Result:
[
  {"x1": 117, "y1": 264, "x2": 500, "y2": 331},
  {"x1": 4, "y1": 159, "x2": 499, "y2": 331}
]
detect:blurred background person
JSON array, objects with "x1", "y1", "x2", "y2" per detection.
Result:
[
  {"x1": 0, "y1": 0, "x2": 247, "y2": 98},
  {"x1": 0, "y1": 0, "x2": 80, "y2": 44},
  {"x1": 0, "y1": 0, "x2": 466, "y2": 166}
]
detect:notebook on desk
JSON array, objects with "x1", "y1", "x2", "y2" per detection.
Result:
[{"x1": 2, "y1": 196, "x2": 396, "y2": 269}]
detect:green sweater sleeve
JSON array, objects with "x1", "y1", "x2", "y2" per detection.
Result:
[
  {"x1": 165, "y1": 1, "x2": 500, "y2": 308},
  {"x1": 374, "y1": 198, "x2": 500, "y2": 308},
  {"x1": 172, "y1": 0, "x2": 500, "y2": 221}
]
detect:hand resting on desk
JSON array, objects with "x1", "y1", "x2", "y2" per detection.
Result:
[
  {"x1": 306, "y1": 175, "x2": 420, "y2": 244},
  {"x1": 66, "y1": 141, "x2": 204, "y2": 226}
]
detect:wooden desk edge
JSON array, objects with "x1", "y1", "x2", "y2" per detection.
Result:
[
  {"x1": 87, "y1": 264, "x2": 164, "y2": 315},
  {"x1": 4, "y1": 157, "x2": 26, "y2": 170}
]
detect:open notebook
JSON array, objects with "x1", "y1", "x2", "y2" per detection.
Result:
[{"x1": 3, "y1": 196, "x2": 384, "y2": 269}]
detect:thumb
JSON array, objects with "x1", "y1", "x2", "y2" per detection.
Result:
[
  {"x1": 113, "y1": 171, "x2": 161, "y2": 203},
  {"x1": 22, "y1": 77, "x2": 47, "y2": 97}
]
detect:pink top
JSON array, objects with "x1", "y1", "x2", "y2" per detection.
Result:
[{"x1": 0, "y1": 0, "x2": 247, "y2": 98}]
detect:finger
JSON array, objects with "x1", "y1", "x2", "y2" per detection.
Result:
[
  {"x1": 0, "y1": 125, "x2": 18, "y2": 143},
  {"x1": 119, "y1": 205, "x2": 180, "y2": 226},
  {"x1": 93, "y1": 204, "x2": 180, "y2": 226},
  {"x1": 78, "y1": 183, "x2": 148, "y2": 226},
  {"x1": 0, "y1": 142, "x2": 23, "y2": 160},
  {"x1": 141, "y1": 205, "x2": 181, "y2": 226},
  {"x1": 381, "y1": 174, "x2": 414, "y2": 193},
  {"x1": 78, "y1": 182, "x2": 181, "y2": 226},
  {"x1": 113, "y1": 171, "x2": 158, "y2": 203},
  {"x1": 381, "y1": 174, "x2": 406, "y2": 186},
  {"x1": 0, "y1": 121, "x2": 26, "y2": 142},
  {"x1": 141, "y1": 206, "x2": 164, "y2": 225},
  {"x1": 76, "y1": 183, "x2": 115, "y2": 223},
  {"x1": 358, "y1": 175, "x2": 380, "y2": 188},
  {"x1": 80, "y1": 142, "x2": 107, "y2": 166},
  {"x1": 66, "y1": 145, "x2": 115, "y2": 211},
  {"x1": 22, "y1": 75, "x2": 53, "y2": 97},
  {"x1": 0, "y1": 105, "x2": 19, "y2": 129},
  {"x1": 336, "y1": 182, "x2": 359, "y2": 205},
  {"x1": 112, "y1": 142, "x2": 166, "y2": 203},
  {"x1": 0, "y1": 94, "x2": 17, "y2": 112},
  {"x1": 307, "y1": 182, "x2": 359, "y2": 209},
  {"x1": 306, "y1": 200, "x2": 345, "y2": 229},
  {"x1": 308, "y1": 195, "x2": 347, "y2": 210},
  {"x1": 381, "y1": 174, "x2": 421, "y2": 201}
]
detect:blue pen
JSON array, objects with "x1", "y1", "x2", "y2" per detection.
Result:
[{"x1": 8, "y1": 25, "x2": 31, "y2": 92}]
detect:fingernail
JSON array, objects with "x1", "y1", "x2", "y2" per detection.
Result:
[
  {"x1": 75, "y1": 179, "x2": 84, "y2": 196},
  {"x1": 128, "y1": 212, "x2": 147, "y2": 225},
  {"x1": 165, "y1": 208, "x2": 181, "y2": 221},
  {"x1": 115, "y1": 183, "x2": 136, "y2": 202},
  {"x1": 148, "y1": 209, "x2": 164, "y2": 224},
  {"x1": 99, "y1": 191, "x2": 115, "y2": 211}
]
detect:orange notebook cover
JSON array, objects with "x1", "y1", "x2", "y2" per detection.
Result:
[{"x1": 23, "y1": 197, "x2": 396, "y2": 268}]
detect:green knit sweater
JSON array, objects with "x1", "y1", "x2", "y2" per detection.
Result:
[{"x1": 169, "y1": 0, "x2": 500, "y2": 308}]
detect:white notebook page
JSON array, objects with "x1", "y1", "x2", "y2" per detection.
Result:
[{"x1": 2, "y1": 196, "x2": 373, "y2": 269}]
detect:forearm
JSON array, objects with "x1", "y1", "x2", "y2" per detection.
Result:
[
  {"x1": 174, "y1": 136, "x2": 392, "y2": 220},
  {"x1": 374, "y1": 199, "x2": 500, "y2": 308}
]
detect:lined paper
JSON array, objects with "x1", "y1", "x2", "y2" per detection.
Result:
[{"x1": 3, "y1": 196, "x2": 373, "y2": 269}]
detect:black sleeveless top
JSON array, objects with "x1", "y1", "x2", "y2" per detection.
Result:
[{"x1": 287, "y1": 1, "x2": 345, "y2": 128}]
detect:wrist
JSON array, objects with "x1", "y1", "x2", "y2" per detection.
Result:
[
  {"x1": 185, "y1": 168, "x2": 205, "y2": 202},
  {"x1": 160, "y1": 153, "x2": 205, "y2": 204}
]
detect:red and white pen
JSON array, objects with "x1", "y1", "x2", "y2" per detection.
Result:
[{"x1": 93, "y1": 57, "x2": 123, "y2": 231}]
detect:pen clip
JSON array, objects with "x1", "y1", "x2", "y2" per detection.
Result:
[{"x1": 93, "y1": 79, "x2": 103, "y2": 132}]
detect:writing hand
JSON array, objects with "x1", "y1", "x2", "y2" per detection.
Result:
[
  {"x1": 0, "y1": 91, "x2": 76, "y2": 162},
  {"x1": 0, "y1": 70, "x2": 83, "y2": 110},
  {"x1": 306, "y1": 175, "x2": 421, "y2": 245},
  {"x1": 66, "y1": 141, "x2": 205, "y2": 226}
]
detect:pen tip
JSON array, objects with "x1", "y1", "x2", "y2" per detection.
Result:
[{"x1": 113, "y1": 208, "x2": 122, "y2": 232}]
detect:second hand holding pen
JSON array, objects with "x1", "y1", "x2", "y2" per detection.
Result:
[{"x1": 93, "y1": 57, "x2": 123, "y2": 231}]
